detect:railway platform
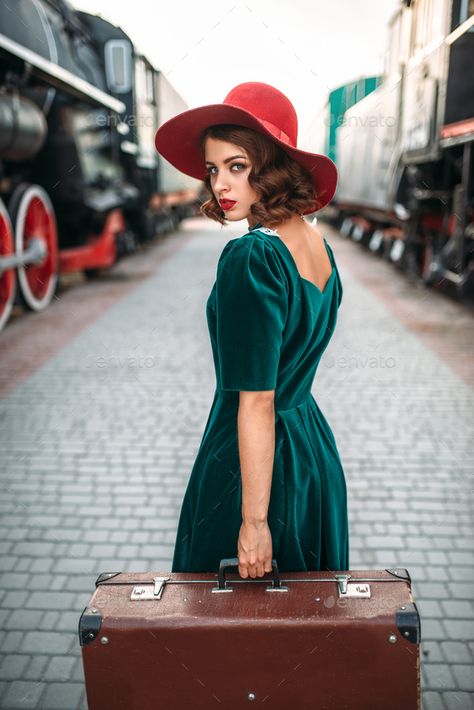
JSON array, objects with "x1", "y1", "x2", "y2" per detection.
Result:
[{"x1": 0, "y1": 217, "x2": 473, "y2": 710}]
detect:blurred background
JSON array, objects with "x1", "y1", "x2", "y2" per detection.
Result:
[
  {"x1": 0, "y1": 2, "x2": 473, "y2": 709},
  {"x1": 1, "y1": 0, "x2": 473, "y2": 329}
]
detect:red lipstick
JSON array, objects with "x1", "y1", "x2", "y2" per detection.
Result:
[{"x1": 219, "y1": 199, "x2": 237, "y2": 211}]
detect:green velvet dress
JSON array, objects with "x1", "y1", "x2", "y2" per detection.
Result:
[{"x1": 171, "y1": 223, "x2": 349, "y2": 573}]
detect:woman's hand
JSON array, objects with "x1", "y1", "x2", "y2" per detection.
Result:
[{"x1": 237, "y1": 519, "x2": 273, "y2": 578}]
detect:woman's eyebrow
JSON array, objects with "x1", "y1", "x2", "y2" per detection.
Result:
[{"x1": 205, "y1": 154, "x2": 247, "y2": 165}]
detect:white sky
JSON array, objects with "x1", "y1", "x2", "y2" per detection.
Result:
[{"x1": 72, "y1": 0, "x2": 400, "y2": 140}]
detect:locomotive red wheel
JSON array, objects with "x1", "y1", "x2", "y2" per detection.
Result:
[
  {"x1": 9, "y1": 184, "x2": 59, "y2": 311},
  {"x1": 0, "y1": 199, "x2": 16, "y2": 331}
]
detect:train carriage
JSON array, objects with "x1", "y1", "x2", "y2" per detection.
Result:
[{"x1": 322, "y1": 0, "x2": 474, "y2": 296}]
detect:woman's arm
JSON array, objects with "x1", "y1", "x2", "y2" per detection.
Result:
[{"x1": 236, "y1": 390, "x2": 275, "y2": 578}]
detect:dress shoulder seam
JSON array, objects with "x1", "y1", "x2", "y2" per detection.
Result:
[
  {"x1": 246, "y1": 228, "x2": 289, "y2": 288},
  {"x1": 217, "y1": 230, "x2": 288, "y2": 290}
]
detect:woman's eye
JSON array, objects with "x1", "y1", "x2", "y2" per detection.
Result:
[{"x1": 207, "y1": 163, "x2": 246, "y2": 176}]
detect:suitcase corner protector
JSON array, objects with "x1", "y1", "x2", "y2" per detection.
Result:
[
  {"x1": 386, "y1": 567, "x2": 411, "y2": 584},
  {"x1": 396, "y1": 601, "x2": 421, "y2": 645},
  {"x1": 95, "y1": 571, "x2": 123, "y2": 587},
  {"x1": 78, "y1": 606, "x2": 103, "y2": 647}
]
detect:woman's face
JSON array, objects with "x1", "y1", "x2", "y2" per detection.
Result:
[{"x1": 204, "y1": 137, "x2": 259, "y2": 224}]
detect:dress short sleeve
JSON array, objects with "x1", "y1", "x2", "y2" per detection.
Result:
[{"x1": 216, "y1": 234, "x2": 288, "y2": 391}]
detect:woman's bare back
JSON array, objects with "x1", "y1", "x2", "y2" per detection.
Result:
[{"x1": 272, "y1": 218, "x2": 333, "y2": 293}]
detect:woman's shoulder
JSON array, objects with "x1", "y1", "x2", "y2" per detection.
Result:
[
  {"x1": 216, "y1": 235, "x2": 287, "y2": 291},
  {"x1": 217, "y1": 228, "x2": 285, "y2": 281},
  {"x1": 215, "y1": 229, "x2": 288, "y2": 310}
]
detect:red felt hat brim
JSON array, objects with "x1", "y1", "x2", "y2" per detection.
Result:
[{"x1": 154, "y1": 103, "x2": 337, "y2": 214}]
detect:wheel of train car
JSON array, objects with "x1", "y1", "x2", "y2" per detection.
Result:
[
  {"x1": 420, "y1": 241, "x2": 436, "y2": 286},
  {"x1": 369, "y1": 229, "x2": 384, "y2": 254},
  {"x1": 340, "y1": 217, "x2": 354, "y2": 238},
  {"x1": 9, "y1": 184, "x2": 59, "y2": 311},
  {"x1": 351, "y1": 224, "x2": 365, "y2": 242},
  {"x1": 389, "y1": 238, "x2": 406, "y2": 270},
  {"x1": 0, "y1": 199, "x2": 16, "y2": 331}
]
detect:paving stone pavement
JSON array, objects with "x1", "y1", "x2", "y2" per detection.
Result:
[{"x1": 0, "y1": 218, "x2": 473, "y2": 709}]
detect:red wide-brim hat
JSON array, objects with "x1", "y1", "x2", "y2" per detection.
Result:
[{"x1": 154, "y1": 81, "x2": 337, "y2": 214}]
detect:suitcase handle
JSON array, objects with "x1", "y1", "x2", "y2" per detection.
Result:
[{"x1": 217, "y1": 557, "x2": 282, "y2": 590}]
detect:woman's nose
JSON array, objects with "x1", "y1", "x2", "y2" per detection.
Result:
[{"x1": 214, "y1": 171, "x2": 229, "y2": 192}]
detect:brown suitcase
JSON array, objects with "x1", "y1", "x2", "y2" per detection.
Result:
[{"x1": 79, "y1": 558, "x2": 421, "y2": 709}]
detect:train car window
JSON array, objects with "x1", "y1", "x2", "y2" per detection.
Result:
[
  {"x1": 135, "y1": 59, "x2": 145, "y2": 99},
  {"x1": 146, "y1": 68, "x2": 155, "y2": 105},
  {"x1": 135, "y1": 58, "x2": 154, "y2": 104},
  {"x1": 430, "y1": 0, "x2": 448, "y2": 43},
  {"x1": 451, "y1": 0, "x2": 474, "y2": 30},
  {"x1": 386, "y1": 13, "x2": 402, "y2": 77},
  {"x1": 411, "y1": 0, "x2": 449, "y2": 53},
  {"x1": 105, "y1": 39, "x2": 133, "y2": 94},
  {"x1": 413, "y1": 0, "x2": 430, "y2": 51},
  {"x1": 72, "y1": 109, "x2": 124, "y2": 185},
  {"x1": 385, "y1": 4, "x2": 415, "y2": 78}
]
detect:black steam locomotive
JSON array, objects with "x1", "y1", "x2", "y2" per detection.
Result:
[{"x1": 0, "y1": 0, "x2": 201, "y2": 330}]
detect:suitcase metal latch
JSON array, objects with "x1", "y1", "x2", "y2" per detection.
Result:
[
  {"x1": 130, "y1": 576, "x2": 170, "y2": 601},
  {"x1": 335, "y1": 574, "x2": 371, "y2": 598}
]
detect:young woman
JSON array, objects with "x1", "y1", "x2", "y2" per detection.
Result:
[{"x1": 154, "y1": 81, "x2": 349, "y2": 580}]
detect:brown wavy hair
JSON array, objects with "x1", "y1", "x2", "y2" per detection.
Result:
[{"x1": 199, "y1": 125, "x2": 318, "y2": 227}]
